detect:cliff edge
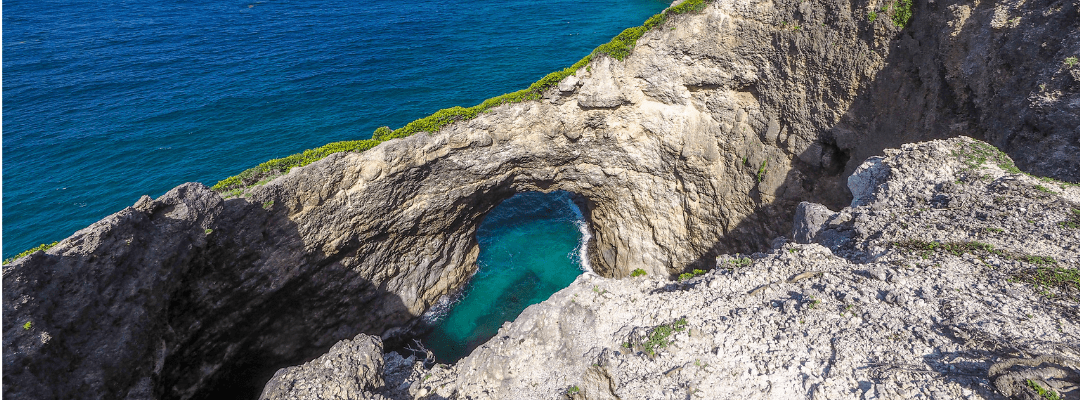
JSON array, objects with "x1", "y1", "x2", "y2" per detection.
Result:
[{"x1": 3, "y1": 0, "x2": 1078, "y2": 397}]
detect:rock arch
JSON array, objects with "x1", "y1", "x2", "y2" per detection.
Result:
[{"x1": 5, "y1": 0, "x2": 1078, "y2": 397}]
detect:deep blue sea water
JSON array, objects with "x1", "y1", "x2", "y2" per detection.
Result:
[
  {"x1": 3, "y1": 0, "x2": 668, "y2": 361},
  {"x1": 3, "y1": 0, "x2": 668, "y2": 259}
]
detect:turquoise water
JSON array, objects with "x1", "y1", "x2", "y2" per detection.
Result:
[
  {"x1": 2, "y1": 0, "x2": 669, "y2": 259},
  {"x1": 420, "y1": 191, "x2": 588, "y2": 362}
]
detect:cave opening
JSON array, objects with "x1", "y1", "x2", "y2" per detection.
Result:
[{"x1": 416, "y1": 190, "x2": 590, "y2": 363}]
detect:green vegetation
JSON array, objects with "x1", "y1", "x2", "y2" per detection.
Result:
[
  {"x1": 1015, "y1": 267, "x2": 1079, "y2": 299},
  {"x1": 212, "y1": 0, "x2": 715, "y2": 192},
  {"x1": 719, "y1": 256, "x2": 752, "y2": 270},
  {"x1": 889, "y1": 0, "x2": 913, "y2": 28},
  {"x1": 212, "y1": 139, "x2": 381, "y2": 191},
  {"x1": 895, "y1": 240, "x2": 1075, "y2": 299},
  {"x1": 566, "y1": 385, "x2": 581, "y2": 396},
  {"x1": 952, "y1": 140, "x2": 1021, "y2": 173},
  {"x1": 1066, "y1": 56, "x2": 1079, "y2": 68},
  {"x1": 204, "y1": 228, "x2": 214, "y2": 234},
  {"x1": 23, "y1": 321, "x2": 31, "y2": 330},
  {"x1": 757, "y1": 159, "x2": 768, "y2": 183},
  {"x1": 952, "y1": 139, "x2": 1078, "y2": 189},
  {"x1": 892, "y1": 240, "x2": 1004, "y2": 257},
  {"x1": 678, "y1": 269, "x2": 706, "y2": 281},
  {"x1": 1021, "y1": 255, "x2": 1057, "y2": 266},
  {"x1": 867, "y1": 0, "x2": 912, "y2": 27},
  {"x1": 806, "y1": 296, "x2": 820, "y2": 309},
  {"x1": 640, "y1": 317, "x2": 689, "y2": 356},
  {"x1": 630, "y1": 268, "x2": 648, "y2": 277},
  {"x1": 1061, "y1": 209, "x2": 1080, "y2": 229},
  {"x1": 1026, "y1": 379, "x2": 1062, "y2": 400},
  {"x1": 1034, "y1": 185, "x2": 1057, "y2": 194},
  {"x1": 262, "y1": 200, "x2": 275, "y2": 210},
  {"x1": 3, "y1": 241, "x2": 59, "y2": 266}
]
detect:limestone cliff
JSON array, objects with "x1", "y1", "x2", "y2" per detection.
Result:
[
  {"x1": 265, "y1": 137, "x2": 1080, "y2": 400},
  {"x1": 3, "y1": 0, "x2": 1078, "y2": 397}
]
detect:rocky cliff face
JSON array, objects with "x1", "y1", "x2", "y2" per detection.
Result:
[
  {"x1": 272, "y1": 137, "x2": 1080, "y2": 400},
  {"x1": 3, "y1": 0, "x2": 1078, "y2": 398}
]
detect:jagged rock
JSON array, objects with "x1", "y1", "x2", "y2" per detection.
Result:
[
  {"x1": 398, "y1": 138, "x2": 1080, "y2": 400},
  {"x1": 792, "y1": 202, "x2": 834, "y2": 244},
  {"x1": 4, "y1": 0, "x2": 1079, "y2": 396},
  {"x1": 259, "y1": 334, "x2": 387, "y2": 400}
]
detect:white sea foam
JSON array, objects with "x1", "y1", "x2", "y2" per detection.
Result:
[
  {"x1": 566, "y1": 195, "x2": 595, "y2": 275},
  {"x1": 420, "y1": 269, "x2": 474, "y2": 324}
]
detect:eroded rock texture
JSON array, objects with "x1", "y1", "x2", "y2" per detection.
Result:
[
  {"x1": 384, "y1": 137, "x2": 1080, "y2": 400},
  {"x1": 3, "y1": 0, "x2": 1078, "y2": 397}
]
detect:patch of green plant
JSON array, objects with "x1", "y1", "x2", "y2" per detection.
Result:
[
  {"x1": 566, "y1": 385, "x2": 581, "y2": 396},
  {"x1": 892, "y1": 240, "x2": 1003, "y2": 257},
  {"x1": 640, "y1": 317, "x2": 689, "y2": 356},
  {"x1": 678, "y1": 269, "x2": 706, "y2": 281},
  {"x1": 1061, "y1": 209, "x2": 1080, "y2": 229},
  {"x1": 211, "y1": 139, "x2": 381, "y2": 191},
  {"x1": 1020, "y1": 255, "x2": 1057, "y2": 266},
  {"x1": 204, "y1": 229, "x2": 214, "y2": 235},
  {"x1": 630, "y1": 268, "x2": 648, "y2": 277},
  {"x1": 669, "y1": 0, "x2": 709, "y2": 14},
  {"x1": 868, "y1": 10, "x2": 878, "y2": 22},
  {"x1": 1010, "y1": 267, "x2": 1071, "y2": 298},
  {"x1": 952, "y1": 140, "x2": 1021, "y2": 173},
  {"x1": 757, "y1": 159, "x2": 768, "y2": 183},
  {"x1": 889, "y1": 0, "x2": 913, "y2": 28},
  {"x1": 985, "y1": 227, "x2": 1004, "y2": 233},
  {"x1": 23, "y1": 321, "x2": 31, "y2": 330},
  {"x1": 3, "y1": 241, "x2": 60, "y2": 266},
  {"x1": 1034, "y1": 185, "x2": 1057, "y2": 194},
  {"x1": 1026, "y1": 379, "x2": 1062, "y2": 400},
  {"x1": 253, "y1": 176, "x2": 275, "y2": 186},
  {"x1": 1065, "y1": 56, "x2": 1079, "y2": 69},
  {"x1": 720, "y1": 257, "x2": 752, "y2": 270},
  {"x1": 807, "y1": 296, "x2": 820, "y2": 309},
  {"x1": 262, "y1": 200, "x2": 275, "y2": 210}
]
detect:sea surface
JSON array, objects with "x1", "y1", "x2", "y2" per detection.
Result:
[
  {"x1": 3, "y1": 0, "x2": 669, "y2": 361},
  {"x1": 420, "y1": 191, "x2": 590, "y2": 362}
]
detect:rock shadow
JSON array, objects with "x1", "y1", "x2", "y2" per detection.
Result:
[{"x1": 2, "y1": 183, "x2": 412, "y2": 400}]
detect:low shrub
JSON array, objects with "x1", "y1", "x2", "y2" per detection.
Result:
[{"x1": 3, "y1": 241, "x2": 59, "y2": 266}]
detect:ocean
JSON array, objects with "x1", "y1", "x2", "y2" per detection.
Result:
[{"x1": 3, "y1": 0, "x2": 669, "y2": 361}]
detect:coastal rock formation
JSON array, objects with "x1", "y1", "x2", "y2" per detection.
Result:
[
  {"x1": 259, "y1": 333, "x2": 387, "y2": 400},
  {"x1": 3, "y1": 0, "x2": 1078, "y2": 397},
  {"x1": 344, "y1": 137, "x2": 1080, "y2": 399}
]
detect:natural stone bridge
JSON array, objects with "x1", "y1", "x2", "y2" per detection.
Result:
[{"x1": 4, "y1": 0, "x2": 1076, "y2": 398}]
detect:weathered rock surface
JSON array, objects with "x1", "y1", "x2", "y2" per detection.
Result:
[
  {"x1": 260, "y1": 334, "x2": 387, "y2": 400},
  {"x1": 390, "y1": 137, "x2": 1080, "y2": 399},
  {"x1": 4, "y1": 0, "x2": 1079, "y2": 396}
]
